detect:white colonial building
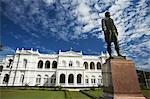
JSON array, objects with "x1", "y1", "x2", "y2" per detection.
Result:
[{"x1": 0, "y1": 48, "x2": 108, "y2": 87}]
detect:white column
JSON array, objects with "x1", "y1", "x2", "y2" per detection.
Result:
[
  {"x1": 65, "y1": 74, "x2": 68, "y2": 87},
  {"x1": 74, "y1": 74, "x2": 77, "y2": 87},
  {"x1": 56, "y1": 71, "x2": 59, "y2": 86},
  {"x1": 83, "y1": 72, "x2": 85, "y2": 86},
  {"x1": 88, "y1": 62, "x2": 90, "y2": 71},
  {"x1": 89, "y1": 76, "x2": 91, "y2": 86},
  {"x1": 95, "y1": 62, "x2": 97, "y2": 71}
]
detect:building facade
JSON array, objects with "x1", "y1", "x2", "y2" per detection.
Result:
[{"x1": 0, "y1": 48, "x2": 108, "y2": 87}]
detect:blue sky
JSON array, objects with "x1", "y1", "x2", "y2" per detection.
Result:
[{"x1": 0, "y1": 0, "x2": 150, "y2": 71}]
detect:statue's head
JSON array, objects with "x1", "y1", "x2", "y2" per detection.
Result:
[{"x1": 105, "y1": 12, "x2": 110, "y2": 17}]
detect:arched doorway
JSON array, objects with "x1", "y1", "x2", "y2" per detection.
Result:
[
  {"x1": 60, "y1": 74, "x2": 65, "y2": 83},
  {"x1": 52, "y1": 61, "x2": 57, "y2": 68},
  {"x1": 3, "y1": 74, "x2": 9, "y2": 84},
  {"x1": 37, "y1": 60, "x2": 43, "y2": 68},
  {"x1": 45, "y1": 61, "x2": 50, "y2": 68},
  {"x1": 84, "y1": 62, "x2": 88, "y2": 69},
  {"x1": 90, "y1": 62, "x2": 95, "y2": 69},
  {"x1": 97, "y1": 62, "x2": 101, "y2": 69},
  {"x1": 68, "y1": 74, "x2": 74, "y2": 83},
  {"x1": 77, "y1": 74, "x2": 82, "y2": 84}
]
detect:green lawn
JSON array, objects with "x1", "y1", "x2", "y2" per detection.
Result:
[
  {"x1": 82, "y1": 89, "x2": 103, "y2": 98},
  {"x1": 141, "y1": 89, "x2": 150, "y2": 99},
  {"x1": 0, "y1": 88, "x2": 149, "y2": 99},
  {"x1": 68, "y1": 91, "x2": 91, "y2": 99},
  {"x1": 0, "y1": 89, "x2": 65, "y2": 99}
]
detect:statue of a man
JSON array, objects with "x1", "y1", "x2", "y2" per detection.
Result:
[{"x1": 102, "y1": 12, "x2": 122, "y2": 58}]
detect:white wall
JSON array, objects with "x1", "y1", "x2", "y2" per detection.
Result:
[{"x1": 0, "y1": 49, "x2": 105, "y2": 87}]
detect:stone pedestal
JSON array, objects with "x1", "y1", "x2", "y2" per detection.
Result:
[{"x1": 102, "y1": 57, "x2": 146, "y2": 99}]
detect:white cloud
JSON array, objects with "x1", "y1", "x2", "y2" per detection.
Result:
[
  {"x1": 43, "y1": 0, "x2": 55, "y2": 5},
  {"x1": 1, "y1": 0, "x2": 150, "y2": 70},
  {"x1": 0, "y1": 47, "x2": 15, "y2": 60}
]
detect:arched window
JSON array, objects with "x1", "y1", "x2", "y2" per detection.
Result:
[
  {"x1": 85, "y1": 75, "x2": 89, "y2": 84},
  {"x1": 0, "y1": 65, "x2": 3, "y2": 72},
  {"x1": 98, "y1": 75, "x2": 101, "y2": 84},
  {"x1": 20, "y1": 74, "x2": 24, "y2": 83},
  {"x1": 84, "y1": 62, "x2": 88, "y2": 69},
  {"x1": 97, "y1": 62, "x2": 101, "y2": 69},
  {"x1": 69, "y1": 61, "x2": 73, "y2": 67},
  {"x1": 90, "y1": 62, "x2": 95, "y2": 69},
  {"x1": 62, "y1": 60, "x2": 66, "y2": 66},
  {"x1": 7, "y1": 59, "x2": 13, "y2": 68},
  {"x1": 44, "y1": 75, "x2": 49, "y2": 86},
  {"x1": 37, "y1": 60, "x2": 43, "y2": 68},
  {"x1": 77, "y1": 74, "x2": 82, "y2": 84},
  {"x1": 91, "y1": 75, "x2": 96, "y2": 84},
  {"x1": 23, "y1": 59, "x2": 27, "y2": 68},
  {"x1": 45, "y1": 61, "x2": 50, "y2": 68},
  {"x1": 36, "y1": 75, "x2": 41, "y2": 85},
  {"x1": 68, "y1": 74, "x2": 74, "y2": 83},
  {"x1": 60, "y1": 74, "x2": 65, "y2": 83},
  {"x1": 51, "y1": 74, "x2": 56, "y2": 84},
  {"x1": 52, "y1": 61, "x2": 57, "y2": 68},
  {"x1": 76, "y1": 61, "x2": 80, "y2": 67},
  {"x1": 3, "y1": 74, "x2": 9, "y2": 84}
]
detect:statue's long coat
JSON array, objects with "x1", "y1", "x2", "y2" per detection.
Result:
[{"x1": 102, "y1": 17, "x2": 118, "y2": 42}]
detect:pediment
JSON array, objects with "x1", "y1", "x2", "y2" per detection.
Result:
[
  {"x1": 59, "y1": 50, "x2": 82, "y2": 57},
  {"x1": 16, "y1": 50, "x2": 39, "y2": 55}
]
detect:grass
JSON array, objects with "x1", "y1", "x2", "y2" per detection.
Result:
[
  {"x1": 0, "y1": 88, "x2": 149, "y2": 99},
  {"x1": 0, "y1": 89, "x2": 65, "y2": 99},
  {"x1": 141, "y1": 89, "x2": 150, "y2": 99},
  {"x1": 68, "y1": 91, "x2": 91, "y2": 99},
  {"x1": 88, "y1": 89, "x2": 103, "y2": 98},
  {"x1": 81, "y1": 88, "x2": 103, "y2": 98}
]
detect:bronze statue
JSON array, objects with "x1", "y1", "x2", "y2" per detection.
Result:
[{"x1": 102, "y1": 12, "x2": 122, "y2": 58}]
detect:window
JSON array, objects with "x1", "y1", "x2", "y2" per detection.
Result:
[
  {"x1": 77, "y1": 74, "x2": 82, "y2": 84},
  {"x1": 69, "y1": 61, "x2": 73, "y2": 67},
  {"x1": 97, "y1": 62, "x2": 101, "y2": 69},
  {"x1": 20, "y1": 74, "x2": 24, "y2": 83},
  {"x1": 84, "y1": 62, "x2": 88, "y2": 69},
  {"x1": 98, "y1": 79, "x2": 101, "y2": 84},
  {"x1": 51, "y1": 74, "x2": 56, "y2": 84},
  {"x1": 90, "y1": 62, "x2": 95, "y2": 70},
  {"x1": 98, "y1": 75, "x2": 102, "y2": 84},
  {"x1": 37, "y1": 60, "x2": 43, "y2": 68},
  {"x1": 36, "y1": 75, "x2": 41, "y2": 85},
  {"x1": 23, "y1": 59, "x2": 27, "y2": 68},
  {"x1": 7, "y1": 59, "x2": 13, "y2": 68},
  {"x1": 52, "y1": 61, "x2": 57, "y2": 68},
  {"x1": 45, "y1": 61, "x2": 50, "y2": 68},
  {"x1": 3, "y1": 74, "x2": 9, "y2": 84},
  {"x1": 0, "y1": 65, "x2": 3, "y2": 72},
  {"x1": 44, "y1": 75, "x2": 49, "y2": 86},
  {"x1": 68, "y1": 74, "x2": 74, "y2": 83},
  {"x1": 60, "y1": 74, "x2": 65, "y2": 83},
  {"x1": 91, "y1": 76, "x2": 96, "y2": 84},
  {"x1": 85, "y1": 76, "x2": 89, "y2": 84}
]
